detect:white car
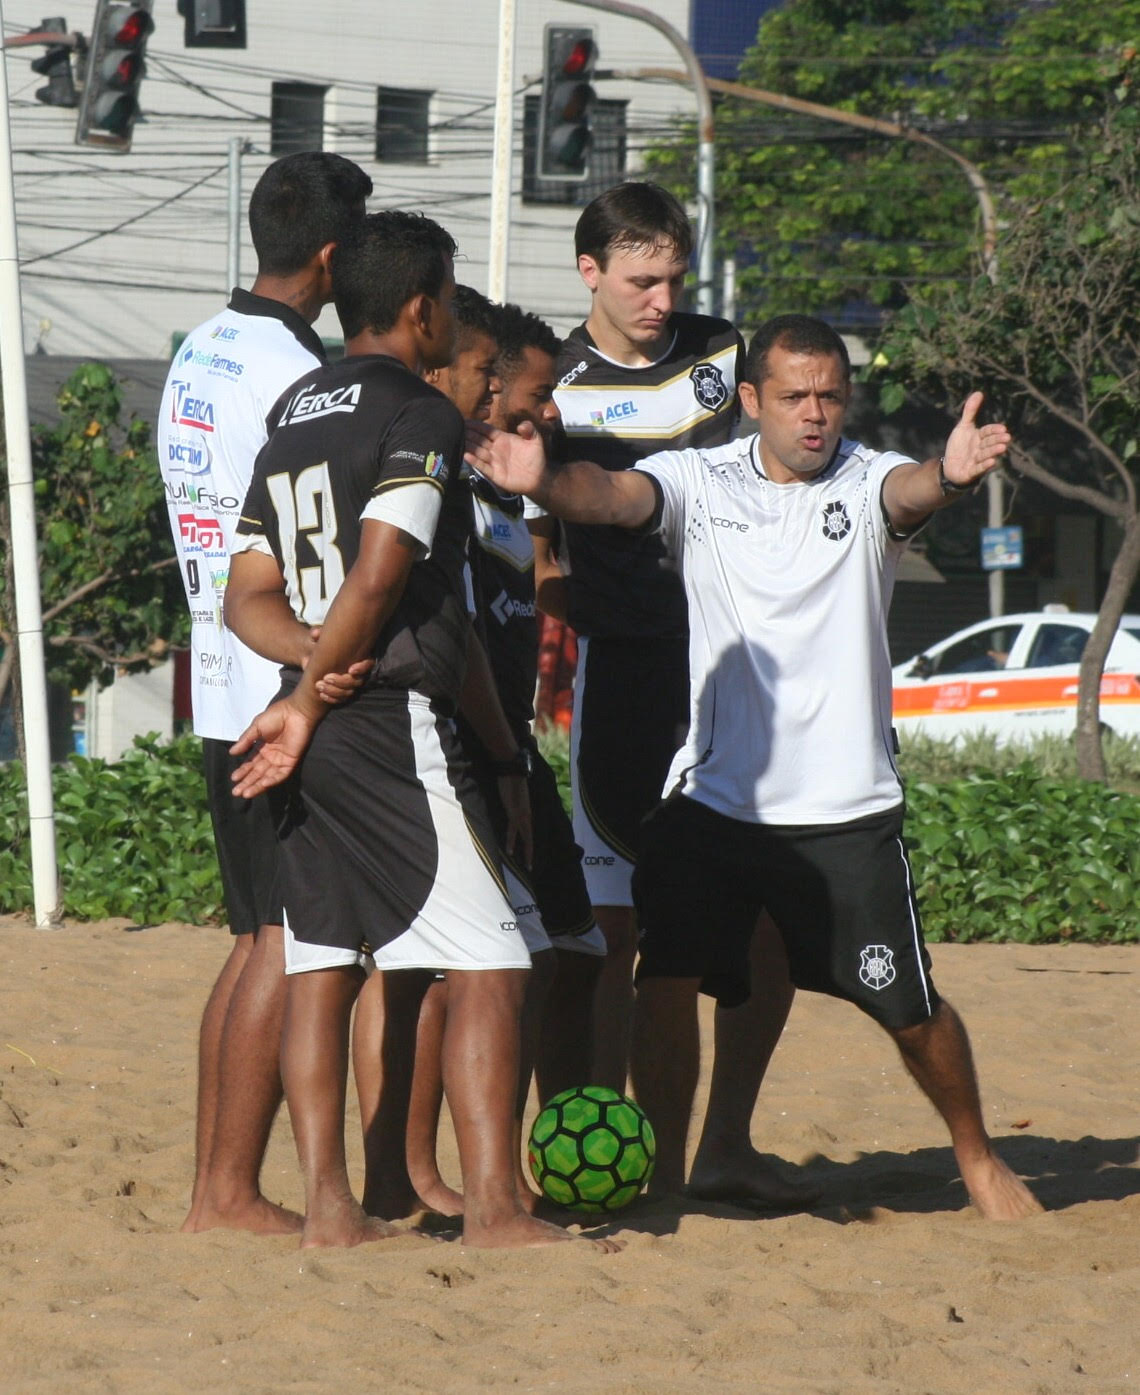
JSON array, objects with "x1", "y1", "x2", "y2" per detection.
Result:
[{"x1": 891, "y1": 607, "x2": 1140, "y2": 742}]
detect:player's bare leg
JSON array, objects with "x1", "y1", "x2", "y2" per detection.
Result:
[
  {"x1": 535, "y1": 948, "x2": 602, "y2": 1104},
  {"x1": 403, "y1": 977, "x2": 465, "y2": 1216},
  {"x1": 182, "y1": 931, "x2": 250, "y2": 1228},
  {"x1": 283, "y1": 964, "x2": 404, "y2": 1248},
  {"x1": 514, "y1": 948, "x2": 557, "y2": 1212},
  {"x1": 353, "y1": 968, "x2": 434, "y2": 1220},
  {"x1": 630, "y1": 975, "x2": 702, "y2": 1197},
  {"x1": 590, "y1": 905, "x2": 638, "y2": 1092},
  {"x1": 688, "y1": 914, "x2": 820, "y2": 1210},
  {"x1": 183, "y1": 924, "x2": 302, "y2": 1235},
  {"x1": 444, "y1": 968, "x2": 614, "y2": 1248},
  {"x1": 889, "y1": 999, "x2": 1043, "y2": 1220}
]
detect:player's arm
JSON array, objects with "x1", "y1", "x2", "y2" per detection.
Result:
[
  {"x1": 527, "y1": 514, "x2": 569, "y2": 621},
  {"x1": 230, "y1": 519, "x2": 420, "y2": 797},
  {"x1": 457, "y1": 624, "x2": 533, "y2": 866},
  {"x1": 226, "y1": 550, "x2": 314, "y2": 668},
  {"x1": 465, "y1": 421, "x2": 656, "y2": 529},
  {"x1": 882, "y1": 391, "x2": 1011, "y2": 533}
]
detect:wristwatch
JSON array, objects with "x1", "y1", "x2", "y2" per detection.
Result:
[
  {"x1": 488, "y1": 746, "x2": 533, "y2": 779},
  {"x1": 937, "y1": 456, "x2": 973, "y2": 495}
]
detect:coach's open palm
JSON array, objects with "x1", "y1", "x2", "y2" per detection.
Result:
[
  {"x1": 230, "y1": 698, "x2": 318, "y2": 798},
  {"x1": 465, "y1": 419, "x2": 547, "y2": 497}
]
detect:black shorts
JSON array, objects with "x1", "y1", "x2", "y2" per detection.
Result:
[
  {"x1": 633, "y1": 796, "x2": 940, "y2": 1030},
  {"x1": 202, "y1": 736, "x2": 282, "y2": 936},
  {"x1": 573, "y1": 634, "x2": 689, "y2": 901},
  {"x1": 471, "y1": 742, "x2": 594, "y2": 941},
  {"x1": 275, "y1": 686, "x2": 526, "y2": 967}
]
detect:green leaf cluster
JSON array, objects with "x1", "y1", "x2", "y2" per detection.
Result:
[
  {"x1": 0, "y1": 734, "x2": 223, "y2": 924},
  {"x1": 645, "y1": 0, "x2": 1140, "y2": 325},
  {"x1": 0, "y1": 362, "x2": 189, "y2": 693},
  {"x1": 905, "y1": 766, "x2": 1140, "y2": 942}
]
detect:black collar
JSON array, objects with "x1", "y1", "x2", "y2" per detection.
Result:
[{"x1": 227, "y1": 287, "x2": 327, "y2": 364}]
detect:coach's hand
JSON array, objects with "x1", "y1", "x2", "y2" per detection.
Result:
[
  {"x1": 465, "y1": 419, "x2": 547, "y2": 498},
  {"x1": 230, "y1": 698, "x2": 318, "y2": 798},
  {"x1": 498, "y1": 773, "x2": 534, "y2": 869},
  {"x1": 942, "y1": 391, "x2": 1011, "y2": 488}
]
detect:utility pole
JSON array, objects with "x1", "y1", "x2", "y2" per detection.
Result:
[{"x1": 227, "y1": 136, "x2": 243, "y2": 293}]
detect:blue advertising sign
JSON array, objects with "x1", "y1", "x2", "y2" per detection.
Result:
[{"x1": 980, "y1": 525, "x2": 1023, "y2": 571}]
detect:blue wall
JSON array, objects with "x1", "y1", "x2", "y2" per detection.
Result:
[{"x1": 690, "y1": 0, "x2": 782, "y2": 81}]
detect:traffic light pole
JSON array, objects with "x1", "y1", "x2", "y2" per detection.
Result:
[
  {"x1": 562, "y1": 0, "x2": 715, "y2": 316},
  {"x1": 0, "y1": 0, "x2": 62, "y2": 927}
]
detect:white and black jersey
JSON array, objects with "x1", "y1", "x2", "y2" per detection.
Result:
[
  {"x1": 235, "y1": 354, "x2": 470, "y2": 706},
  {"x1": 156, "y1": 289, "x2": 327, "y2": 740},
  {"x1": 636, "y1": 434, "x2": 917, "y2": 825},
  {"x1": 553, "y1": 312, "x2": 744, "y2": 639},
  {"x1": 461, "y1": 475, "x2": 538, "y2": 746}
]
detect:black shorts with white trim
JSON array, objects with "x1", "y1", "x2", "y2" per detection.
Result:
[{"x1": 633, "y1": 796, "x2": 940, "y2": 1030}]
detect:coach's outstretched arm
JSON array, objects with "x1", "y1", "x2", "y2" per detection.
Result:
[
  {"x1": 465, "y1": 420, "x2": 656, "y2": 530},
  {"x1": 883, "y1": 391, "x2": 1011, "y2": 534}
]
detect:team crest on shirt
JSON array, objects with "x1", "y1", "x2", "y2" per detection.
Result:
[
  {"x1": 690, "y1": 362, "x2": 729, "y2": 410},
  {"x1": 859, "y1": 945, "x2": 896, "y2": 991},
  {"x1": 821, "y1": 500, "x2": 851, "y2": 541}
]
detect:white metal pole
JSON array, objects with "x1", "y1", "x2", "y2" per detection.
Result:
[
  {"x1": 227, "y1": 137, "x2": 242, "y2": 293},
  {"x1": 0, "y1": 2, "x2": 61, "y2": 927},
  {"x1": 487, "y1": 0, "x2": 516, "y2": 303}
]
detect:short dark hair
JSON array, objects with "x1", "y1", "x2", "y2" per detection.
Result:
[
  {"x1": 248, "y1": 152, "x2": 372, "y2": 276},
  {"x1": 332, "y1": 211, "x2": 458, "y2": 339},
  {"x1": 452, "y1": 284, "x2": 500, "y2": 354},
  {"x1": 574, "y1": 181, "x2": 693, "y2": 269},
  {"x1": 489, "y1": 302, "x2": 561, "y2": 381},
  {"x1": 745, "y1": 314, "x2": 851, "y2": 389}
]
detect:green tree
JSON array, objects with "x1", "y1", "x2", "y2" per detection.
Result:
[
  {"x1": 873, "y1": 104, "x2": 1140, "y2": 781},
  {"x1": 0, "y1": 362, "x2": 187, "y2": 722},
  {"x1": 646, "y1": 0, "x2": 1140, "y2": 325}
]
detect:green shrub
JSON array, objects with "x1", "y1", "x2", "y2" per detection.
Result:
[
  {"x1": 3, "y1": 728, "x2": 1137, "y2": 940},
  {"x1": 0, "y1": 733, "x2": 223, "y2": 924},
  {"x1": 906, "y1": 766, "x2": 1140, "y2": 944},
  {"x1": 897, "y1": 729, "x2": 1140, "y2": 783}
]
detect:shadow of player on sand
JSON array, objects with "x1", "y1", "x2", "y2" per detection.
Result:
[{"x1": 580, "y1": 1133, "x2": 1140, "y2": 1239}]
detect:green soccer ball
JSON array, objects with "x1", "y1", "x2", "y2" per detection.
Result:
[{"x1": 527, "y1": 1085, "x2": 656, "y2": 1213}]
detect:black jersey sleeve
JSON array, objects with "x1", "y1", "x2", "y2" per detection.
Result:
[{"x1": 362, "y1": 394, "x2": 466, "y2": 554}]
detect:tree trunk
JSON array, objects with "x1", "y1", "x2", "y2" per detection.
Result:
[{"x1": 1074, "y1": 510, "x2": 1140, "y2": 781}]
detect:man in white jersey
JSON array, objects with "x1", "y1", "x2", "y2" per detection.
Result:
[
  {"x1": 466, "y1": 314, "x2": 1043, "y2": 1221},
  {"x1": 157, "y1": 151, "x2": 371, "y2": 1233}
]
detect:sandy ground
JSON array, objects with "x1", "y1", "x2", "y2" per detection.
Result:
[{"x1": 0, "y1": 916, "x2": 1137, "y2": 1395}]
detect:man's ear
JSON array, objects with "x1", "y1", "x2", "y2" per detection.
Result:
[
  {"x1": 314, "y1": 240, "x2": 336, "y2": 282},
  {"x1": 409, "y1": 291, "x2": 433, "y2": 336},
  {"x1": 423, "y1": 366, "x2": 442, "y2": 386},
  {"x1": 577, "y1": 253, "x2": 600, "y2": 291},
  {"x1": 739, "y1": 379, "x2": 760, "y2": 420}
]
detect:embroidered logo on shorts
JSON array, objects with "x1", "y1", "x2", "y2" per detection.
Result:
[
  {"x1": 822, "y1": 500, "x2": 851, "y2": 541},
  {"x1": 858, "y1": 945, "x2": 896, "y2": 991},
  {"x1": 690, "y1": 362, "x2": 729, "y2": 410}
]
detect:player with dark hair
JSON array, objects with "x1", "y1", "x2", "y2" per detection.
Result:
[
  {"x1": 225, "y1": 215, "x2": 601, "y2": 1250},
  {"x1": 540, "y1": 180, "x2": 810, "y2": 1208},
  {"x1": 466, "y1": 313, "x2": 1043, "y2": 1222},
  {"x1": 157, "y1": 150, "x2": 371, "y2": 1235}
]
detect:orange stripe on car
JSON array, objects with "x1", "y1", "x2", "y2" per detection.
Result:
[{"x1": 893, "y1": 673, "x2": 1140, "y2": 719}]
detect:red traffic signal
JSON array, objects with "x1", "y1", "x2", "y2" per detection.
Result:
[
  {"x1": 538, "y1": 24, "x2": 597, "y2": 181},
  {"x1": 75, "y1": 0, "x2": 154, "y2": 152}
]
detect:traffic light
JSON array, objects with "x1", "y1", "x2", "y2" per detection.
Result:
[
  {"x1": 75, "y1": 0, "x2": 154, "y2": 152},
  {"x1": 31, "y1": 17, "x2": 78, "y2": 108},
  {"x1": 537, "y1": 23, "x2": 597, "y2": 181}
]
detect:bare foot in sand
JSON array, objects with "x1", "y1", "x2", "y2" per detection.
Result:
[
  {"x1": 301, "y1": 1190, "x2": 410, "y2": 1248},
  {"x1": 181, "y1": 1191, "x2": 304, "y2": 1236},
  {"x1": 687, "y1": 1146, "x2": 822, "y2": 1211},
  {"x1": 462, "y1": 1206, "x2": 622, "y2": 1251},
  {"x1": 961, "y1": 1151, "x2": 1044, "y2": 1220},
  {"x1": 409, "y1": 1177, "x2": 464, "y2": 1219}
]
